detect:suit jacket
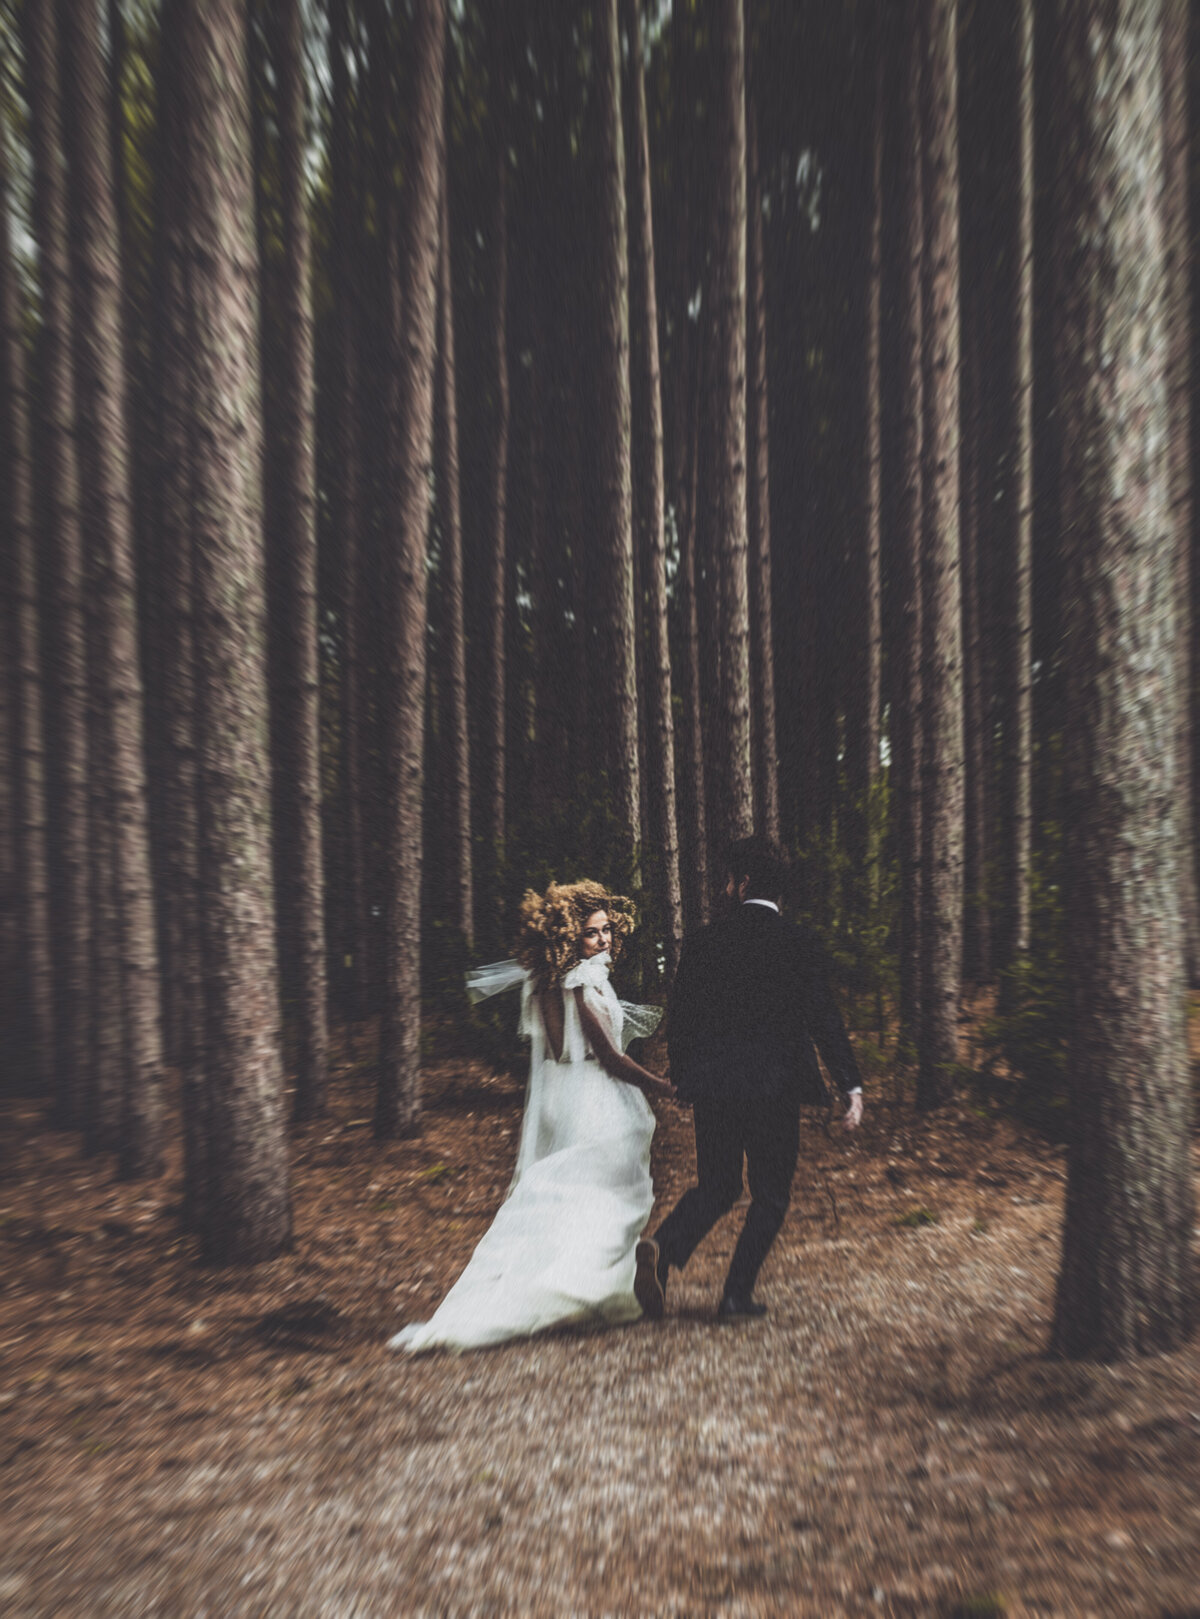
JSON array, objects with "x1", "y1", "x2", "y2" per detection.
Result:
[{"x1": 667, "y1": 903, "x2": 863, "y2": 1108}]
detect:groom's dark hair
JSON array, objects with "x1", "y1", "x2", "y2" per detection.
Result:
[{"x1": 723, "y1": 836, "x2": 788, "y2": 903}]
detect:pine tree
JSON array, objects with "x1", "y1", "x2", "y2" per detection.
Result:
[{"x1": 1052, "y1": 0, "x2": 1195, "y2": 1360}]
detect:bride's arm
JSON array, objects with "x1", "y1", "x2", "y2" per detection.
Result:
[{"x1": 574, "y1": 989, "x2": 675, "y2": 1100}]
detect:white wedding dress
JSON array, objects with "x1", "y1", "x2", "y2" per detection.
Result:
[{"x1": 389, "y1": 952, "x2": 663, "y2": 1353}]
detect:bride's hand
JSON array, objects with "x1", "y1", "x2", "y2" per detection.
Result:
[{"x1": 639, "y1": 1071, "x2": 676, "y2": 1101}]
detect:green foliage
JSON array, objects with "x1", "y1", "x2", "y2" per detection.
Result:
[{"x1": 978, "y1": 821, "x2": 1069, "y2": 1140}]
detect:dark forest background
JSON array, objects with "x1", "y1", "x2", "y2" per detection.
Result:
[{"x1": 1, "y1": 0, "x2": 1196, "y2": 1362}]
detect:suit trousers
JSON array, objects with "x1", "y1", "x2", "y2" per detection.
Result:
[{"x1": 653, "y1": 1084, "x2": 801, "y2": 1299}]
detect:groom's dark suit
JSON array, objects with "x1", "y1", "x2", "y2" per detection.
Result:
[{"x1": 653, "y1": 900, "x2": 862, "y2": 1301}]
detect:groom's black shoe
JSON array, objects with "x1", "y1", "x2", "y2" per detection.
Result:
[
  {"x1": 716, "y1": 1292, "x2": 768, "y2": 1321},
  {"x1": 635, "y1": 1239, "x2": 668, "y2": 1320}
]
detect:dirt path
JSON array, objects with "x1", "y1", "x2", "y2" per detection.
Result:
[{"x1": 2, "y1": 1043, "x2": 1199, "y2": 1617}]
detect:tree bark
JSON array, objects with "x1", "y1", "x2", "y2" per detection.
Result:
[
  {"x1": 329, "y1": 0, "x2": 371, "y2": 1016},
  {"x1": 961, "y1": 314, "x2": 992, "y2": 987},
  {"x1": 746, "y1": 98, "x2": 780, "y2": 848},
  {"x1": 271, "y1": 0, "x2": 328, "y2": 1120},
  {"x1": 893, "y1": 0, "x2": 925, "y2": 1048},
  {"x1": 375, "y1": 0, "x2": 445, "y2": 1139},
  {"x1": 1, "y1": 144, "x2": 55, "y2": 1094},
  {"x1": 1163, "y1": 0, "x2": 1198, "y2": 980},
  {"x1": 21, "y1": 0, "x2": 92, "y2": 1131},
  {"x1": 996, "y1": 0, "x2": 1035, "y2": 987},
  {"x1": 593, "y1": 0, "x2": 642, "y2": 880},
  {"x1": 623, "y1": 0, "x2": 682, "y2": 980},
  {"x1": 486, "y1": 146, "x2": 510, "y2": 934},
  {"x1": 710, "y1": 0, "x2": 754, "y2": 845},
  {"x1": 1052, "y1": 0, "x2": 1195, "y2": 1361},
  {"x1": 677, "y1": 340, "x2": 710, "y2": 929},
  {"x1": 916, "y1": 0, "x2": 964, "y2": 1109},
  {"x1": 435, "y1": 105, "x2": 474, "y2": 952},
  {"x1": 178, "y1": 0, "x2": 292, "y2": 1262},
  {"x1": 60, "y1": 0, "x2": 165, "y2": 1176},
  {"x1": 154, "y1": 0, "x2": 206, "y2": 1227}
]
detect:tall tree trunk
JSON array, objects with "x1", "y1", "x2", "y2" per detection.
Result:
[
  {"x1": 1, "y1": 146, "x2": 54, "y2": 1093},
  {"x1": 593, "y1": 0, "x2": 641, "y2": 881},
  {"x1": 849, "y1": 27, "x2": 884, "y2": 872},
  {"x1": 272, "y1": 0, "x2": 328, "y2": 1120},
  {"x1": 1052, "y1": 0, "x2": 1194, "y2": 1361},
  {"x1": 893, "y1": 0, "x2": 925, "y2": 1048},
  {"x1": 623, "y1": 0, "x2": 682, "y2": 979},
  {"x1": 435, "y1": 113, "x2": 474, "y2": 952},
  {"x1": 710, "y1": 0, "x2": 753, "y2": 845},
  {"x1": 961, "y1": 308, "x2": 992, "y2": 987},
  {"x1": 22, "y1": 0, "x2": 92, "y2": 1132},
  {"x1": 485, "y1": 147, "x2": 510, "y2": 935},
  {"x1": 375, "y1": 0, "x2": 445, "y2": 1139},
  {"x1": 155, "y1": 0, "x2": 206, "y2": 1227},
  {"x1": 178, "y1": 0, "x2": 292, "y2": 1262},
  {"x1": 997, "y1": 0, "x2": 1035, "y2": 989},
  {"x1": 916, "y1": 0, "x2": 964, "y2": 1108},
  {"x1": 746, "y1": 98, "x2": 780, "y2": 848},
  {"x1": 677, "y1": 346, "x2": 710, "y2": 929},
  {"x1": 329, "y1": 0, "x2": 371, "y2": 1016},
  {"x1": 1164, "y1": 0, "x2": 1198, "y2": 980},
  {"x1": 60, "y1": 0, "x2": 165, "y2": 1176}
]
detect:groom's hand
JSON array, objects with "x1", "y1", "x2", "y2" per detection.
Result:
[{"x1": 841, "y1": 1093, "x2": 864, "y2": 1132}]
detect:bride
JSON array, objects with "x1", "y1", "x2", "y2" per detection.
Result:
[{"x1": 389, "y1": 881, "x2": 674, "y2": 1354}]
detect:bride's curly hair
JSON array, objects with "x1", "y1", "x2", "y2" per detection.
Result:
[{"x1": 513, "y1": 880, "x2": 637, "y2": 991}]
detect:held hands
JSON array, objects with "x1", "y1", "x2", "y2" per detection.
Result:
[
  {"x1": 638, "y1": 1068, "x2": 677, "y2": 1102},
  {"x1": 842, "y1": 1092, "x2": 864, "y2": 1132}
]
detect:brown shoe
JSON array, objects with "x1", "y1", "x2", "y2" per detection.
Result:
[{"x1": 634, "y1": 1239, "x2": 666, "y2": 1320}]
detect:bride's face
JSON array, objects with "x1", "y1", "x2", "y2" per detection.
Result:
[{"x1": 580, "y1": 910, "x2": 613, "y2": 959}]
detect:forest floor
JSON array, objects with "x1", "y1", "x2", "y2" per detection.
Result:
[{"x1": 2, "y1": 1019, "x2": 1200, "y2": 1618}]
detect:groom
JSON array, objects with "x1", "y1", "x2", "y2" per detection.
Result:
[{"x1": 636, "y1": 836, "x2": 864, "y2": 1321}]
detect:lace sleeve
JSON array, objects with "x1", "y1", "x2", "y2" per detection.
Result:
[{"x1": 617, "y1": 1000, "x2": 664, "y2": 1054}]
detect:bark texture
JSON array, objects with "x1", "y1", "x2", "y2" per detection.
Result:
[
  {"x1": 997, "y1": 0, "x2": 1035, "y2": 984},
  {"x1": 623, "y1": 0, "x2": 682, "y2": 978},
  {"x1": 375, "y1": 0, "x2": 445, "y2": 1139},
  {"x1": 435, "y1": 121, "x2": 473, "y2": 952},
  {"x1": 178, "y1": 0, "x2": 292, "y2": 1261},
  {"x1": 61, "y1": 0, "x2": 165, "y2": 1176},
  {"x1": 21, "y1": 0, "x2": 92, "y2": 1130},
  {"x1": 917, "y1": 0, "x2": 964, "y2": 1108},
  {"x1": 1052, "y1": 0, "x2": 1195, "y2": 1362},
  {"x1": 273, "y1": 0, "x2": 328, "y2": 1120},
  {"x1": 1, "y1": 145, "x2": 54, "y2": 1094},
  {"x1": 894, "y1": 0, "x2": 925, "y2": 1047},
  {"x1": 710, "y1": 0, "x2": 754, "y2": 845},
  {"x1": 746, "y1": 99, "x2": 780, "y2": 847},
  {"x1": 593, "y1": 0, "x2": 642, "y2": 877}
]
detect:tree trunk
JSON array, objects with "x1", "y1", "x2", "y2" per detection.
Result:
[
  {"x1": 486, "y1": 147, "x2": 510, "y2": 935},
  {"x1": 1052, "y1": 0, "x2": 1195, "y2": 1361},
  {"x1": 677, "y1": 342, "x2": 710, "y2": 929},
  {"x1": 997, "y1": 0, "x2": 1035, "y2": 989},
  {"x1": 593, "y1": 0, "x2": 641, "y2": 881},
  {"x1": 21, "y1": 0, "x2": 92, "y2": 1131},
  {"x1": 375, "y1": 0, "x2": 445, "y2": 1140},
  {"x1": 916, "y1": 0, "x2": 964, "y2": 1109},
  {"x1": 710, "y1": 0, "x2": 753, "y2": 845},
  {"x1": 178, "y1": 0, "x2": 292, "y2": 1262},
  {"x1": 623, "y1": 0, "x2": 682, "y2": 980},
  {"x1": 271, "y1": 0, "x2": 328, "y2": 1120},
  {"x1": 893, "y1": 0, "x2": 924, "y2": 1049},
  {"x1": 1163, "y1": 0, "x2": 1198, "y2": 980},
  {"x1": 746, "y1": 98, "x2": 780, "y2": 848},
  {"x1": 1, "y1": 145, "x2": 55, "y2": 1094},
  {"x1": 435, "y1": 111, "x2": 474, "y2": 952},
  {"x1": 961, "y1": 314, "x2": 992, "y2": 988},
  {"x1": 154, "y1": 0, "x2": 206, "y2": 1227},
  {"x1": 329, "y1": 0, "x2": 371, "y2": 1017},
  {"x1": 60, "y1": 0, "x2": 165, "y2": 1176}
]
